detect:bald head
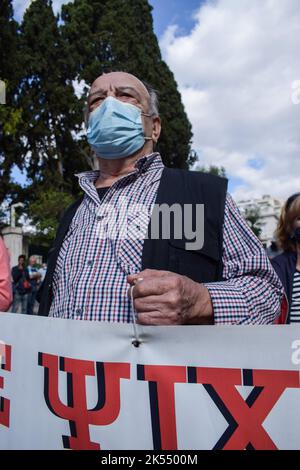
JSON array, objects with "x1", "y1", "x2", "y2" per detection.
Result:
[
  {"x1": 91, "y1": 72, "x2": 149, "y2": 98},
  {"x1": 88, "y1": 72, "x2": 152, "y2": 115}
]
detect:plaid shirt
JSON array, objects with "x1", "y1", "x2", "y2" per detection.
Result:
[{"x1": 49, "y1": 152, "x2": 283, "y2": 324}]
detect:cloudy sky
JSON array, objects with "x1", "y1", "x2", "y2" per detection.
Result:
[{"x1": 12, "y1": 0, "x2": 300, "y2": 201}]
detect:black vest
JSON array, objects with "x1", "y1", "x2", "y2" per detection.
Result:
[{"x1": 37, "y1": 168, "x2": 227, "y2": 316}]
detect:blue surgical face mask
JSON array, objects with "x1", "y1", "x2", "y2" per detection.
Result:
[{"x1": 86, "y1": 96, "x2": 152, "y2": 159}]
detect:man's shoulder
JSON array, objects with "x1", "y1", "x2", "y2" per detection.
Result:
[
  {"x1": 159, "y1": 168, "x2": 228, "y2": 218},
  {"x1": 187, "y1": 169, "x2": 226, "y2": 180},
  {"x1": 166, "y1": 167, "x2": 226, "y2": 181},
  {"x1": 59, "y1": 196, "x2": 84, "y2": 224},
  {"x1": 163, "y1": 168, "x2": 228, "y2": 190},
  {"x1": 64, "y1": 195, "x2": 84, "y2": 214},
  {"x1": 54, "y1": 195, "x2": 84, "y2": 243}
]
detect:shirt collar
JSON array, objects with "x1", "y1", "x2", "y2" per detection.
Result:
[
  {"x1": 75, "y1": 152, "x2": 164, "y2": 183},
  {"x1": 74, "y1": 152, "x2": 164, "y2": 206}
]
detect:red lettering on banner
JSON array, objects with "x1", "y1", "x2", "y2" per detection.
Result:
[
  {"x1": 39, "y1": 353, "x2": 130, "y2": 450},
  {"x1": 137, "y1": 364, "x2": 186, "y2": 450},
  {"x1": 196, "y1": 367, "x2": 300, "y2": 450},
  {"x1": 0, "y1": 344, "x2": 12, "y2": 428}
]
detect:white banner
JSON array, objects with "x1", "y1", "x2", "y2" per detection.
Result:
[{"x1": 0, "y1": 313, "x2": 300, "y2": 450}]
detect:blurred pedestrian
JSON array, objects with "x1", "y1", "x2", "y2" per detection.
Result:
[
  {"x1": 38, "y1": 263, "x2": 47, "y2": 283},
  {"x1": 11, "y1": 254, "x2": 31, "y2": 314},
  {"x1": 27, "y1": 255, "x2": 41, "y2": 315},
  {"x1": 272, "y1": 193, "x2": 300, "y2": 323}
]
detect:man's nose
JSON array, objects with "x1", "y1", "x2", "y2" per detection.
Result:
[{"x1": 107, "y1": 88, "x2": 117, "y2": 98}]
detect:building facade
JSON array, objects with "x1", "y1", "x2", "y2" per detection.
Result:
[{"x1": 237, "y1": 195, "x2": 283, "y2": 248}]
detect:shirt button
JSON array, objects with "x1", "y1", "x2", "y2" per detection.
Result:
[
  {"x1": 87, "y1": 260, "x2": 93, "y2": 266},
  {"x1": 97, "y1": 213, "x2": 107, "y2": 221},
  {"x1": 75, "y1": 308, "x2": 82, "y2": 315}
]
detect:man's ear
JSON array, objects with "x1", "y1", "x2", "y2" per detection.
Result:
[{"x1": 152, "y1": 116, "x2": 161, "y2": 144}]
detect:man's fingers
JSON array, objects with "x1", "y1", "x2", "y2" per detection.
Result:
[
  {"x1": 127, "y1": 269, "x2": 170, "y2": 285},
  {"x1": 131, "y1": 277, "x2": 172, "y2": 298},
  {"x1": 136, "y1": 311, "x2": 176, "y2": 326},
  {"x1": 134, "y1": 294, "x2": 169, "y2": 312}
]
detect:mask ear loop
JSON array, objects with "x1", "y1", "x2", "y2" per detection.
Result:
[
  {"x1": 141, "y1": 111, "x2": 155, "y2": 142},
  {"x1": 130, "y1": 282, "x2": 142, "y2": 347}
]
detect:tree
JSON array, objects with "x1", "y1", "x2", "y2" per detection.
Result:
[
  {"x1": 28, "y1": 188, "x2": 74, "y2": 246},
  {"x1": 0, "y1": 205, "x2": 8, "y2": 230},
  {"x1": 13, "y1": 0, "x2": 88, "y2": 250},
  {"x1": 19, "y1": 0, "x2": 87, "y2": 197},
  {"x1": 243, "y1": 207, "x2": 262, "y2": 238},
  {"x1": 196, "y1": 165, "x2": 227, "y2": 178},
  {"x1": 61, "y1": 0, "x2": 194, "y2": 168},
  {"x1": 0, "y1": 0, "x2": 24, "y2": 205}
]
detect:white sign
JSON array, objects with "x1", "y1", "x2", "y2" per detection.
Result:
[{"x1": 0, "y1": 313, "x2": 300, "y2": 450}]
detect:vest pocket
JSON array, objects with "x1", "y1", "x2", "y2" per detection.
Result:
[{"x1": 168, "y1": 239, "x2": 220, "y2": 283}]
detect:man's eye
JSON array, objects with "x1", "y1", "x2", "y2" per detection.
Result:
[
  {"x1": 90, "y1": 97, "x2": 104, "y2": 106},
  {"x1": 89, "y1": 97, "x2": 105, "y2": 112}
]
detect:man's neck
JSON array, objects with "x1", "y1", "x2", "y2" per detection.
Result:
[{"x1": 94, "y1": 145, "x2": 153, "y2": 188}]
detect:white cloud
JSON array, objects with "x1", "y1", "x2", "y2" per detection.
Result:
[
  {"x1": 72, "y1": 78, "x2": 89, "y2": 100},
  {"x1": 160, "y1": 0, "x2": 300, "y2": 201}
]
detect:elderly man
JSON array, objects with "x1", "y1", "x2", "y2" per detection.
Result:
[{"x1": 38, "y1": 71, "x2": 283, "y2": 325}]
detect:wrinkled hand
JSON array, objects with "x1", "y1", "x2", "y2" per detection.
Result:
[{"x1": 127, "y1": 269, "x2": 213, "y2": 325}]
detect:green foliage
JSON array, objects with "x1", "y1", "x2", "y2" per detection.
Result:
[
  {"x1": 28, "y1": 189, "x2": 75, "y2": 244},
  {"x1": 2, "y1": 106, "x2": 23, "y2": 135},
  {"x1": 19, "y1": 0, "x2": 88, "y2": 193},
  {"x1": 0, "y1": 0, "x2": 24, "y2": 205},
  {"x1": 0, "y1": 206, "x2": 8, "y2": 230},
  {"x1": 196, "y1": 165, "x2": 227, "y2": 178},
  {"x1": 243, "y1": 207, "x2": 262, "y2": 238}
]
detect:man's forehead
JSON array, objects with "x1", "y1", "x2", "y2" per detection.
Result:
[{"x1": 90, "y1": 72, "x2": 149, "y2": 98}]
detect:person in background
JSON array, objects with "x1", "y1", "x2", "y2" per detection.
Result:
[
  {"x1": 38, "y1": 263, "x2": 47, "y2": 283},
  {"x1": 272, "y1": 193, "x2": 300, "y2": 323},
  {"x1": 0, "y1": 236, "x2": 12, "y2": 312},
  {"x1": 27, "y1": 255, "x2": 41, "y2": 315},
  {"x1": 11, "y1": 254, "x2": 31, "y2": 314}
]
